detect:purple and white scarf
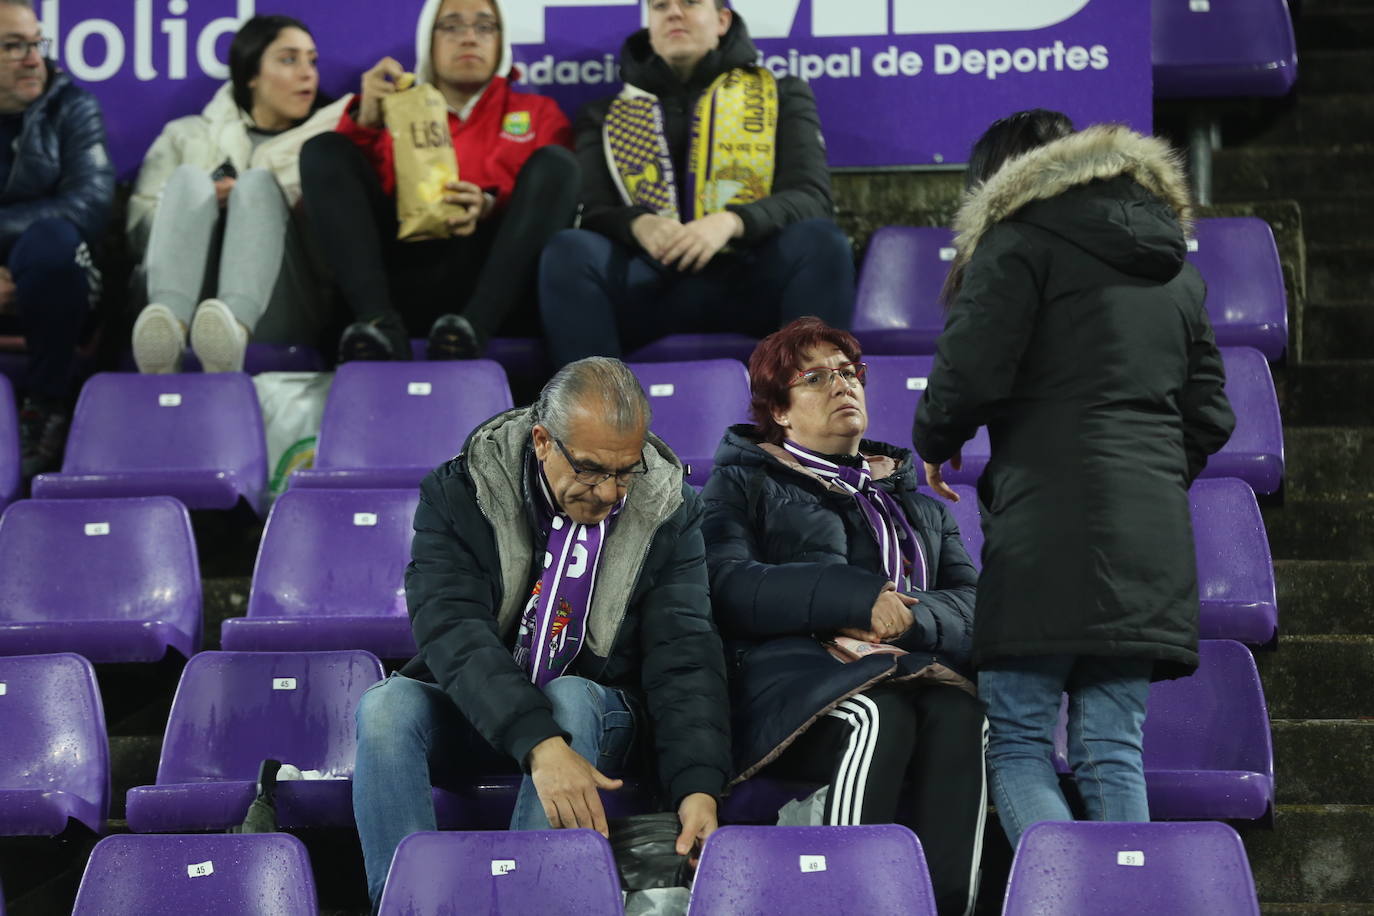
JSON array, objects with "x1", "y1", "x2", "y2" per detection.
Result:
[
  {"x1": 513, "y1": 467, "x2": 622, "y2": 687},
  {"x1": 783, "y1": 440, "x2": 928, "y2": 591}
]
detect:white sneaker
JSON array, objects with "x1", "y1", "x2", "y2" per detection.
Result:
[
  {"x1": 131, "y1": 303, "x2": 186, "y2": 374},
  {"x1": 190, "y1": 298, "x2": 249, "y2": 373}
]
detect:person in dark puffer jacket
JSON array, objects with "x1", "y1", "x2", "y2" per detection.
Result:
[{"x1": 702, "y1": 317, "x2": 986, "y2": 916}]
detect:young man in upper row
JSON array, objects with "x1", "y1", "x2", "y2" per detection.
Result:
[{"x1": 301, "y1": 0, "x2": 577, "y2": 362}]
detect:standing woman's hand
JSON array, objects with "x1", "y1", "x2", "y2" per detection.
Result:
[{"x1": 924, "y1": 452, "x2": 962, "y2": 502}]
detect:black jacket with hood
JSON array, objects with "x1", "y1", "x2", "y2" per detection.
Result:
[
  {"x1": 401, "y1": 407, "x2": 732, "y2": 806},
  {"x1": 912, "y1": 125, "x2": 1236, "y2": 679},
  {"x1": 701, "y1": 426, "x2": 976, "y2": 781},
  {"x1": 575, "y1": 14, "x2": 833, "y2": 250}
]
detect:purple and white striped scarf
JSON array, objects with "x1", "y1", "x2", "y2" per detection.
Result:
[
  {"x1": 782, "y1": 440, "x2": 927, "y2": 591},
  {"x1": 512, "y1": 467, "x2": 622, "y2": 687}
]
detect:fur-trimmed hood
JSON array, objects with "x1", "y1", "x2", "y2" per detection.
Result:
[{"x1": 949, "y1": 125, "x2": 1194, "y2": 289}]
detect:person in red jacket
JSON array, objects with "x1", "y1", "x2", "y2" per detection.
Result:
[{"x1": 300, "y1": 0, "x2": 575, "y2": 362}]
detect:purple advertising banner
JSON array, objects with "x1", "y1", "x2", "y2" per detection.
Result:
[{"x1": 36, "y1": 0, "x2": 1149, "y2": 178}]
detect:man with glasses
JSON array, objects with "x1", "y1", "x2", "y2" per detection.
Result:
[
  {"x1": 0, "y1": 0, "x2": 112, "y2": 477},
  {"x1": 352, "y1": 356, "x2": 731, "y2": 908},
  {"x1": 301, "y1": 0, "x2": 576, "y2": 365}
]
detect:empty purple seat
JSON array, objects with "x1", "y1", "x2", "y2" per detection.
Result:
[
  {"x1": 688, "y1": 824, "x2": 936, "y2": 915},
  {"x1": 126, "y1": 650, "x2": 384, "y2": 832},
  {"x1": 31, "y1": 373, "x2": 268, "y2": 514},
  {"x1": 1152, "y1": 0, "x2": 1297, "y2": 98},
  {"x1": 852, "y1": 227, "x2": 954, "y2": 356},
  {"x1": 1189, "y1": 218, "x2": 1288, "y2": 360},
  {"x1": 0, "y1": 497, "x2": 200, "y2": 662},
  {"x1": 378, "y1": 830, "x2": 624, "y2": 915},
  {"x1": 0, "y1": 653, "x2": 109, "y2": 835},
  {"x1": 118, "y1": 343, "x2": 326, "y2": 374},
  {"x1": 627, "y1": 333, "x2": 759, "y2": 364},
  {"x1": 0, "y1": 374, "x2": 18, "y2": 512},
  {"x1": 1053, "y1": 640, "x2": 1274, "y2": 821},
  {"x1": 1200, "y1": 347, "x2": 1284, "y2": 495},
  {"x1": 1004, "y1": 821, "x2": 1259, "y2": 916},
  {"x1": 290, "y1": 360, "x2": 513, "y2": 490},
  {"x1": 221, "y1": 488, "x2": 419, "y2": 657},
  {"x1": 72, "y1": 833, "x2": 317, "y2": 916},
  {"x1": 863, "y1": 355, "x2": 990, "y2": 486},
  {"x1": 1191, "y1": 478, "x2": 1277, "y2": 644},
  {"x1": 628, "y1": 360, "x2": 751, "y2": 487}
]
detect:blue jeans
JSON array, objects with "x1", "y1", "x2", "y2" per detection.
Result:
[
  {"x1": 979, "y1": 655, "x2": 1152, "y2": 849},
  {"x1": 352, "y1": 673, "x2": 637, "y2": 906}
]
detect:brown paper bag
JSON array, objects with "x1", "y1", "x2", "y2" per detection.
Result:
[{"x1": 383, "y1": 76, "x2": 462, "y2": 241}]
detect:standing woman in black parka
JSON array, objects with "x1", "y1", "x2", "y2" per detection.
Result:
[{"x1": 913, "y1": 110, "x2": 1236, "y2": 849}]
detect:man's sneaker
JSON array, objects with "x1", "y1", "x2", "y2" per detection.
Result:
[
  {"x1": 131, "y1": 303, "x2": 186, "y2": 374},
  {"x1": 189, "y1": 298, "x2": 249, "y2": 373},
  {"x1": 426, "y1": 313, "x2": 481, "y2": 360},
  {"x1": 338, "y1": 311, "x2": 410, "y2": 363},
  {"x1": 19, "y1": 397, "x2": 70, "y2": 479}
]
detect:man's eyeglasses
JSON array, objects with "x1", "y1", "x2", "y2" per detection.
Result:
[
  {"x1": 434, "y1": 18, "x2": 500, "y2": 37},
  {"x1": 1, "y1": 38, "x2": 51, "y2": 62},
  {"x1": 553, "y1": 436, "x2": 649, "y2": 488},
  {"x1": 789, "y1": 362, "x2": 868, "y2": 391}
]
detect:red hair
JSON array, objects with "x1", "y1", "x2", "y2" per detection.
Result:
[{"x1": 748, "y1": 317, "x2": 862, "y2": 445}]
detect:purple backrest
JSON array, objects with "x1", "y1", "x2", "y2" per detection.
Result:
[
  {"x1": 862, "y1": 355, "x2": 991, "y2": 485},
  {"x1": 0, "y1": 653, "x2": 109, "y2": 836},
  {"x1": 72, "y1": 833, "x2": 317, "y2": 916},
  {"x1": 1202, "y1": 347, "x2": 1285, "y2": 494},
  {"x1": 155, "y1": 650, "x2": 384, "y2": 784},
  {"x1": 1190, "y1": 478, "x2": 1277, "y2": 644},
  {"x1": 1188, "y1": 218, "x2": 1289, "y2": 360},
  {"x1": 1004, "y1": 821, "x2": 1259, "y2": 915},
  {"x1": 0, "y1": 374, "x2": 18, "y2": 511},
  {"x1": 313, "y1": 360, "x2": 513, "y2": 471},
  {"x1": 0, "y1": 497, "x2": 201, "y2": 663},
  {"x1": 687, "y1": 825, "x2": 937, "y2": 915},
  {"x1": 247, "y1": 488, "x2": 418, "y2": 620},
  {"x1": 1152, "y1": 0, "x2": 1297, "y2": 99},
  {"x1": 628, "y1": 360, "x2": 751, "y2": 487},
  {"x1": 626, "y1": 333, "x2": 760, "y2": 364},
  {"x1": 378, "y1": 830, "x2": 624, "y2": 915},
  {"x1": 852, "y1": 226, "x2": 955, "y2": 355}
]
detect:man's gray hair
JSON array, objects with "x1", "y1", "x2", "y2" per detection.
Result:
[{"x1": 533, "y1": 357, "x2": 652, "y2": 441}]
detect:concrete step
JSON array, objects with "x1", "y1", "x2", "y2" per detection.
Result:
[
  {"x1": 1242, "y1": 94, "x2": 1374, "y2": 147},
  {"x1": 1297, "y1": 50, "x2": 1374, "y2": 94},
  {"x1": 1276, "y1": 361, "x2": 1374, "y2": 426},
  {"x1": 1263, "y1": 907, "x2": 1374, "y2": 915},
  {"x1": 832, "y1": 171, "x2": 965, "y2": 253},
  {"x1": 1309, "y1": 244, "x2": 1374, "y2": 302},
  {"x1": 1303, "y1": 303, "x2": 1374, "y2": 361},
  {"x1": 1246, "y1": 805, "x2": 1374, "y2": 905},
  {"x1": 1256, "y1": 635, "x2": 1374, "y2": 719},
  {"x1": 1282, "y1": 427, "x2": 1374, "y2": 501},
  {"x1": 1215, "y1": 147, "x2": 1374, "y2": 201},
  {"x1": 1274, "y1": 560, "x2": 1374, "y2": 635},
  {"x1": 1299, "y1": 196, "x2": 1374, "y2": 248},
  {"x1": 1272, "y1": 719, "x2": 1374, "y2": 805},
  {"x1": 108, "y1": 734, "x2": 160, "y2": 821},
  {"x1": 203, "y1": 576, "x2": 251, "y2": 652},
  {"x1": 1296, "y1": 9, "x2": 1374, "y2": 50},
  {"x1": 1264, "y1": 497, "x2": 1374, "y2": 561}
]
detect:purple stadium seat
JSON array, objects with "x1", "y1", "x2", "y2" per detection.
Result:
[
  {"x1": 378, "y1": 830, "x2": 624, "y2": 916},
  {"x1": 627, "y1": 360, "x2": 751, "y2": 486},
  {"x1": 485, "y1": 336, "x2": 553, "y2": 389},
  {"x1": 72, "y1": 833, "x2": 317, "y2": 916},
  {"x1": 687, "y1": 824, "x2": 937, "y2": 916},
  {"x1": 221, "y1": 489, "x2": 419, "y2": 657},
  {"x1": 862, "y1": 355, "x2": 990, "y2": 486},
  {"x1": 1191, "y1": 478, "x2": 1277, "y2": 644},
  {"x1": 1201, "y1": 347, "x2": 1284, "y2": 494},
  {"x1": 0, "y1": 497, "x2": 200, "y2": 662},
  {"x1": 1189, "y1": 218, "x2": 1289, "y2": 361},
  {"x1": 627, "y1": 333, "x2": 760, "y2": 364},
  {"x1": 1053, "y1": 640, "x2": 1274, "y2": 821},
  {"x1": 30, "y1": 373, "x2": 268, "y2": 514},
  {"x1": 852, "y1": 226, "x2": 954, "y2": 356},
  {"x1": 125, "y1": 650, "x2": 384, "y2": 832},
  {"x1": 1152, "y1": 0, "x2": 1297, "y2": 99},
  {"x1": 0, "y1": 374, "x2": 18, "y2": 512},
  {"x1": 0, "y1": 653, "x2": 109, "y2": 835},
  {"x1": 1004, "y1": 821, "x2": 1259, "y2": 916},
  {"x1": 432, "y1": 778, "x2": 655, "y2": 830},
  {"x1": 290, "y1": 360, "x2": 513, "y2": 490},
  {"x1": 118, "y1": 344, "x2": 326, "y2": 375}
]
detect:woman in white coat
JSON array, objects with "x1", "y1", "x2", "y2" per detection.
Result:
[{"x1": 127, "y1": 14, "x2": 350, "y2": 373}]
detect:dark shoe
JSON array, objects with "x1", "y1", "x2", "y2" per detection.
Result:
[
  {"x1": 426, "y1": 313, "x2": 481, "y2": 360},
  {"x1": 338, "y1": 311, "x2": 410, "y2": 363},
  {"x1": 19, "y1": 397, "x2": 70, "y2": 479}
]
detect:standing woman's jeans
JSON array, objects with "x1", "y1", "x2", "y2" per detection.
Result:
[{"x1": 978, "y1": 654, "x2": 1153, "y2": 849}]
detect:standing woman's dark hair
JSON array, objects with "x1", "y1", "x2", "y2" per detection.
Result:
[{"x1": 229, "y1": 15, "x2": 326, "y2": 116}]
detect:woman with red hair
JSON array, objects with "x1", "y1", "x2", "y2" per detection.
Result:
[{"x1": 701, "y1": 317, "x2": 986, "y2": 916}]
